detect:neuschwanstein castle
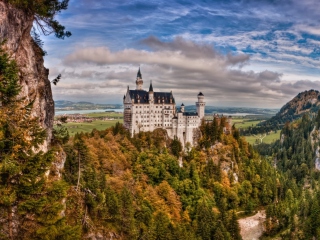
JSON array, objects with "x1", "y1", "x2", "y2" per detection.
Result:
[{"x1": 123, "y1": 68, "x2": 205, "y2": 146}]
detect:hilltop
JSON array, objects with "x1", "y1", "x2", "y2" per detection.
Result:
[{"x1": 262, "y1": 90, "x2": 320, "y2": 125}]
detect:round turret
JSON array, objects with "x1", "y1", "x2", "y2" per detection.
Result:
[
  {"x1": 197, "y1": 92, "x2": 204, "y2": 103},
  {"x1": 181, "y1": 103, "x2": 185, "y2": 112}
]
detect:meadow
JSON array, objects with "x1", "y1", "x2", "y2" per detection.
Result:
[
  {"x1": 85, "y1": 112, "x2": 123, "y2": 119},
  {"x1": 245, "y1": 131, "x2": 281, "y2": 145},
  {"x1": 55, "y1": 111, "x2": 123, "y2": 136},
  {"x1": 63, "y1": 120, "x2": 123, "y2": 136},
  {"x1": 232, "y1": 117, "x2": 280, "y2": 144}
]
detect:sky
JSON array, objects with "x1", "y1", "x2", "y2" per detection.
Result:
[{"x1": 42, "y1": 0, "x2": 320, "y2": 108}]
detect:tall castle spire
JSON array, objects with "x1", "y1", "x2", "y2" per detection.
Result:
[
  {"x1": 136, "y1": 66, "x2": 143, "y2": 90},
  {"x1": 149, "y1": 80, "x2": 153, "y2": 92},
  {"x1": 137, "y1": 66, "x2": 142, "y2": 78}
]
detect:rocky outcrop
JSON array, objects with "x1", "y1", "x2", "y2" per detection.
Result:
[{"x1": 0, "y1": 1, "x2": 54, "y2": 150}]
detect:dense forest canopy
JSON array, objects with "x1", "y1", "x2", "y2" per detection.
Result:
[{"x1": 54, "y1": 117, "x2": 309, "y2": 239}]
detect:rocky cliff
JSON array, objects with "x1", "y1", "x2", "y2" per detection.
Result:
[{"x1": 0, "y1": 1, "x2": 54, "y2": 150}]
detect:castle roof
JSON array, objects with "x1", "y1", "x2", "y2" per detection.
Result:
[
  {"x1": 149, "y1": 82, "x2": 153, "y2": 92},
  {"x1": 137, "y1": 67, "x2": 142, "y2": 78},
  {"x1": 183, "y1": 112, "x2": 198, "y2": 116},
  {"x1": 128, "y1": 90, "x2": 175, "y2": 104}
]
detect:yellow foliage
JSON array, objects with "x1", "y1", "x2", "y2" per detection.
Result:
[{"x1": 221, "y1": 171, "x2": 230, "y2": 188}]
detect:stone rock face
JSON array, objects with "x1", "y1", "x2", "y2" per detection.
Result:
[{"x1": 0, "y1": 1, "x2": 54, "y2": 150}]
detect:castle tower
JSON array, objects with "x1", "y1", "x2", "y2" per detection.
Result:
[
  {"x1": 136, "y1": 67, "x2": 143, "y2": 90},
  {"x1": 181, "y1": 103, "x2": 185, "y2": 112},
  {"x1": 148, "y1": 81, "x2": 154, "y2": 103},
  {"x1": 196, "y1": 92, "x2": 205, "y2": 119}
]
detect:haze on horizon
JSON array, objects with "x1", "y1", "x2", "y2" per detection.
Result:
[{"x1": 43, "y1": 0, "x2": 320, "y2": 108}]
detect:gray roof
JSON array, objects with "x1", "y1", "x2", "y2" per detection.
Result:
[
  {"x1": 149, "y1": 82, "x2": 153, "y2": 92},
  {"x1": 183, "y1": 112, "x2": 198, "y2": 116},
  {"x1": 129, "y1": 90, "x2": 175, "y2": 104}
]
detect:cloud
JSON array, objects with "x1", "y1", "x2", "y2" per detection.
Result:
[
  {"x1": 57, "y1": 36, "x2": 320, "y2": 107},
  {"x1": 45, "y1": 1, "x2": 320, "y2": 107}
]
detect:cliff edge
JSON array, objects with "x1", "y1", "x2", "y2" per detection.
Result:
[{"x1": 0, "y1": 1, "x2": 54, "y2": 150}]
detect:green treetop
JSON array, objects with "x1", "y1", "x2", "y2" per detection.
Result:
[{"x1": 6, "y1": 0, "x2": 71, "y2": 39}]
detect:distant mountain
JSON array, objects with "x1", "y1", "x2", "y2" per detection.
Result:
[
  {"x1": 185, "y1": 105, "x2": 278, "y2": 116},
  {"x1": 55, "y1": 100, "x2": 123, "y2": 110},
  {"x1": 259, "y1": 89, "x2": 320, "y2": 128}
]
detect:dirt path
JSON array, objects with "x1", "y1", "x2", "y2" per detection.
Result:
[{"x1": 238, "y1": 210, "x2": 266, "y2": 240}]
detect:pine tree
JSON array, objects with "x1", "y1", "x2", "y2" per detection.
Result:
[
  {"x1": 195, "y1": 199, "x2": 216, "y2": 240},
  {"x1": 228, "y1": 211, "x2": 242, "y2": 240},
  {"x1": 171, "y1": 135, "x2": 182, "y2": 158},
  {"x1": 149, "y1": 211, "x2": 173, "y2": 240}
]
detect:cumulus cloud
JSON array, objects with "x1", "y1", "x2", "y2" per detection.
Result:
[{"x1": 55, "y1": 36, "x2": 319, "y2": 107}]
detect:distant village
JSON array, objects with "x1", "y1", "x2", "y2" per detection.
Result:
[{"x1": 54, "y1": 113, "x2": 123, "y2": 125}]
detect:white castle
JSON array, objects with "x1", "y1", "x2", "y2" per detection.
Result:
[{"x1": 123, "y1": 68, "x2": 205, "y2": 146}]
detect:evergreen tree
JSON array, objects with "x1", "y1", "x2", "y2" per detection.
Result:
[
  {"x1": 228, "y1": 211, "x2": 242, "y2": 240},
  {"x1": 195, "y1": 199, "x2": 216, "y2": 240},
  {"x1": 171, "y1": 135, "x2": 182, "y2": 158},
  {"x1": 149, "y1": 211, "x2": 173, "y2": 240}
]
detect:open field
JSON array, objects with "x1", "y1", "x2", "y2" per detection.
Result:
[
  {"x1": 234, "y1": 120, "x2": 262, "y2": 129},
  {"x1": 231, "y1": 117, "x2": 280, "y2": 145},
  {"x1": 55, "y1": 112, "x2": 123, "y2": 119},
  {"x1": 85, "y1": 112, "x2": 123, "y2": 118},
  {"x1": 245, "y1": 131, "x2": 281, "y2": 145},
  {"x1": 61, "y1": 120, "x2": 122, "y2": 136}
]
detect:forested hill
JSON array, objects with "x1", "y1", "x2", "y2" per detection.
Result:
[
  {"x1": 54, "y1": 118, "x2": 299, "y2": 239},
  {"x1": 258, "y1": 89, "x2": 320, "y2": 130},
  {"x1": 254, "y1": 111, "x2": 320, "y2": 238}
]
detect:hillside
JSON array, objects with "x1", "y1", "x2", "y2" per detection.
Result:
[
  {"x1": 254, "y1": 111, "x2": 320, "y2": 239},
  {"x1": 54, "y1": 118, "x2": 296, "y2": 239},
  {"x1": 259, "y1": 89, "x2": 320, "y2": 128}
]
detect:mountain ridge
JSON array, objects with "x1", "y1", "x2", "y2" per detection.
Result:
[{"x1": 258, "y1": 89, "x2": 320, "y2": 128}]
